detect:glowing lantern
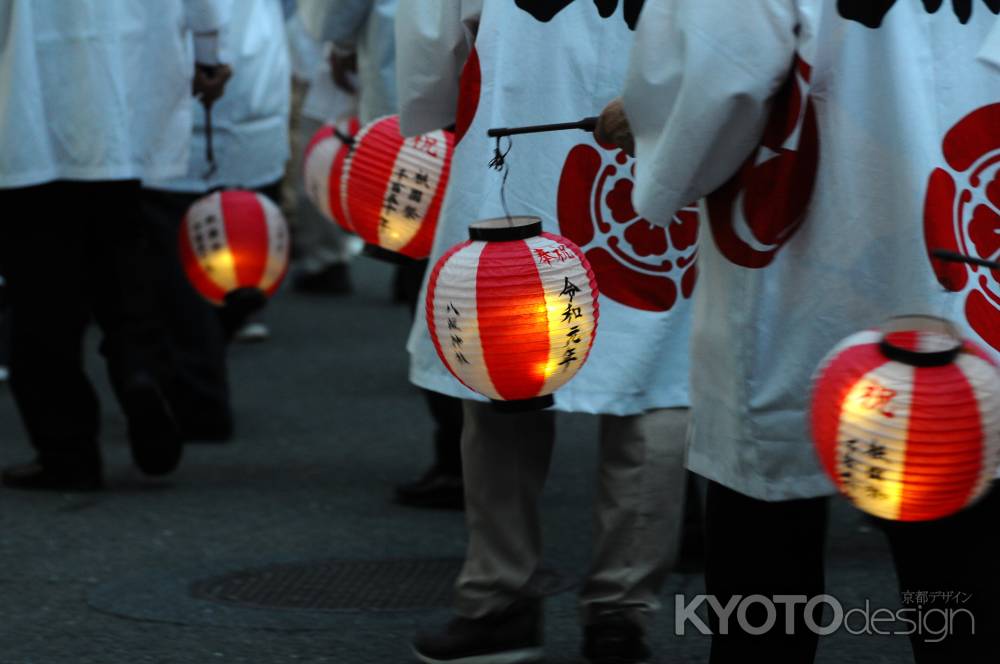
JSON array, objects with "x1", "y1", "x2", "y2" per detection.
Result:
[
  {"x1": 341, "y1": 115, "x2": 454, "y2": 260},
  {"x1": 303, "y1": 117, "x2": 361, "y2": 232},
  {"x1": 179, "y1": 189, "x2": 290, "y2": 306},
  {"x1": 811, "y1": 316, "x2": 1000, "y2": 521},
  {"x1": 426, "y1": 217, "x2": 599, "y2": 410}
]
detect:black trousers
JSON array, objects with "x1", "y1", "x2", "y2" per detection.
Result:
[
  {"x1": 0, "y1": 180, "x2": 166, "y2": 467},
  {"x1": 399, "y1": 258, "x2": 463, "y2": 476},
  {"x1": 140, "y1": 188, "x2": 230, "y2": 430},
  {"x1": 705, "y1": 480, "x2": 1000, "y2": 663},
  {"x1": 0, "y1": 276, "x2": 9, "y2": 369}
]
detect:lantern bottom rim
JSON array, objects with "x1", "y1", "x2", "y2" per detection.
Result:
[
  {"x1": 490, "y1": 394, "x2": 554, "y2": 413},
  {"x1": 223, "y1": 287, "x2": 267, "y2": 315},
  {"x1": 363, "y1": 244, "x2": 420, "y2": 265}
]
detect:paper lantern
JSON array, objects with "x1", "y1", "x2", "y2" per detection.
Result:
[
  {"x1": 179, "y1": 189, "x2": 289, "y2": 306},
  {"x1": 303, "y1": 117, "x2": 361, "y2": 232},
  {"x1": 811, "y1": 316, "x2": 1000, "y2": 521},
  {"x1": 426, "y1": 217, "x2": 599, "y2": 410},
  {"x1": 341, "y1": 115, "x2": 454, "y2": 260}
]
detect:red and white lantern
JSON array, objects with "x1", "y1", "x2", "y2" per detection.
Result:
[
  {"x1": 811, "y1": 316, "x2": 1000, "y2": 521},
  {"x1": 341, "y1": 115, "x2": 454, "y2": 260},
  {"x1": 303, "y1": 117, "x2": 361, "y2": 232},
  {"x1": 179, "y1": 189, "x2": 290, "y2": 306},
  {"x1": 427, "y1": 217, "x2": 599, "y2": 409}
]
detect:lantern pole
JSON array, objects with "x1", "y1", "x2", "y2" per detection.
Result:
[
  {"x1": 202, "y1": 104, "x2": 218, "y2": 180},
  {"x1": 487, "y1": 117, "x2": 598, "y2": 138},
  {"x1": 931, "y1": 249, "x2": 1000, "y2": 271}
]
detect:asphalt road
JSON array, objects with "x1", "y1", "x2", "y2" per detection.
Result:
[{"x1": 0, "y1": 258, "x2": 916, "y2": 663}]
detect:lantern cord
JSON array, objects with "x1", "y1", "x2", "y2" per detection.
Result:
[
  {"x1": 488, "y1": 135, "x2": 515, "y2": 224},
  {"x1": 333, "y1": 128, "x2": 356, "y2": 146},
  {"x1": 202, "y1": 104, "x2": 218, "y2": 181}
]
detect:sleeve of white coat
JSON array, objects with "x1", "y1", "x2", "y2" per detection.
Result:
[
  {"x1": 394, "y1": 0, "x2": 480, "y2": 136},
  {"x1": 323, "y1": 0, "x2": 375, "y2": 52},
  {"x1": 184, "y1": 0, "x2": 232, "y2": 63},
  {"x1": 979, "y1": 17, "x2": 1000, "y2": 70},
  {"x1": 183, "y1": 0, "x2": 230, "y2": 33},
  {"x1": 623, "y1": 0, "x2": 799, "y2": 225}
]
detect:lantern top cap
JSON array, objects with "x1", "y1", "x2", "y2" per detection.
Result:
[
  {"x1": 468, "y1": 216, "x2": 542, "y2": 242},
  {"x1": 878, "y1": 315, "x2": 963, "y2": 367}
]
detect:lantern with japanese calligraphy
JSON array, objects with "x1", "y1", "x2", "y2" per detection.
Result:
[
  {"x1": 426, "y1": 217, "x2": 599, "y2": 410},
  {"x1": 810, "y1": 316, "x2": 1000, "y2": 521},
  {"x1": 303, "y1": 117, "x2": 361, "y2": 232},
  {"x1": 179, "y1": 189, "x2": 290, "y2": 306},
  {"x1": 341, "y1": 115, "x2": 454, "y2": 260}
]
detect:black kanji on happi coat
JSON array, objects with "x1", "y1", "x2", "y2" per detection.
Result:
[
  {"x1": 514, "y1": 0, "x2": 645, "y2": 29},
  {"x1": 839, "y1": 0, "x2": 1000, "y2": 27}
]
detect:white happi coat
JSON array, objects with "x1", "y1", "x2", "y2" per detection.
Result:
[
  {"x1": 300, "y1": 0, "x2": 398, "y2": 122},
  {"x1": 0, "y1": 0, "x2": 227, "y2": 188},
  {"x1": 148, "y1": 0, "x2": 291, "y2": 192},
  {"x1": 396, "y1": 0, "x2": 694, "y2": 415},
  {"x1": 624, "y1": 1, "x2": 1000, "y2": 500}
]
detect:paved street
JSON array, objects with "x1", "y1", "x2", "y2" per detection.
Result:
[{"x1": 0, "y1": 258, "x2": 915, "y2": 663}]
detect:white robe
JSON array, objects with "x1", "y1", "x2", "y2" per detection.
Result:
[
  {"x1": 300, "y1": 0, "x2": 398, "y2": 122},
  {"x1": 395, "y1": 0, "x2": 693, "y2": 416},
  {"x1": 148, "y1": 0, "x2": 291, "y2": 193},
  {"x1": 624, "y1": 0, "x2": 1000, "y2": 499},
  {"x1": 0, "y1": 0, "x2": 228, "y2": 188}
]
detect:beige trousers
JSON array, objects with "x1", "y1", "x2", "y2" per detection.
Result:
[{"x1": 455, "y1": 400, "x2": 689, "y2": 628}]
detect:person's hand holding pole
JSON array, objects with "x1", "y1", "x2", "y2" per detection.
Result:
[
  {"x1": 329, "y1": 50, "x2": 358, "y2": 94},
  {"x1": 193, "y1": 63, "x2": 233, "y2": 109},
  {"x1": 595, "y1": 97, "x2": 635, "y2": 157}
]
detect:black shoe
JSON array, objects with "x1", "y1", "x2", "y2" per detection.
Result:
[
  {"x1": 394, "y1": 466, "x2": 464, "y2": 510},
  {"x1": 121, "y1": 373, "x2": 182, "y2": 476},
  {"x1": 582, "y1": 614, "x2": 651, "y2": 664},
  {"x1": 413, "y1": 599, "x2": 544, "y2": 664},
  {"x1": 293, "y1": 263, "x2": 352, "y2": 295},
  {"x1": 1, "y1": 461, "x2": 103, "y2": 491}
]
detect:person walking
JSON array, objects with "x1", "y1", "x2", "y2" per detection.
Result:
[
  {"x1": 396, "y1": 2, "x2": 695, "y2": 661},
  {"x1": 306, "y1": 0, "x2": 468, "y2": 510},
  {"x1": 602, "y1": 1, "x2": 1000, "y2": 661},
  {"x1": 142, "y1": 0, "x2": 292, "y2": 440},
  {"x1": 0, "y1": 0, "x2": 230, "y2": 489}
]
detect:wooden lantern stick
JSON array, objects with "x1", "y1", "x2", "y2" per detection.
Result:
[
  {"x1": 931, "y1": 249, "x2": 1000, "y2": 271},
  {"x1": 485, "y1": 117, "x2": 598, "y2": 226},
  {"x1": 487, "y1": 117, "x2": 598, "y2": 138}
]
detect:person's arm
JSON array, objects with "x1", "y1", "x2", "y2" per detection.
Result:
[
  {"x1": 324, "y1": 0, "x2": 375, "y2": 52},
  {"x1": 619, "y1": 0, "x2": 799, "y2": 225},
  {"x1": 394, "y1": 0, "x2": 481, "y2": 136},
  {"x1": 184, "y1": 0, "x2": 233, "y2": 106}
]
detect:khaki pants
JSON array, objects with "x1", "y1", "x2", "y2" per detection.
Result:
[{"x1": 455, "y1": 401, "x2": 689, "y2": 628}]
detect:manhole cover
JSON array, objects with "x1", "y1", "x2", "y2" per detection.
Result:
[{"x1": 190, "y1": 558, "x2": 574, "y2": 612}]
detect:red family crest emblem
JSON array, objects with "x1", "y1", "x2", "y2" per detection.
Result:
[
  {"x1": 706, "y1": 56, "x2": 820, "y2": 269},
  {"x1": 924, "y1": 103, "x2": 1000, "y2": 352},
  {"x1": 557, "y1": 139, "x2": 698, "y2": 312},
  {"x1": 454, "y1": 47, "x2": 481, "y2": 145}
]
